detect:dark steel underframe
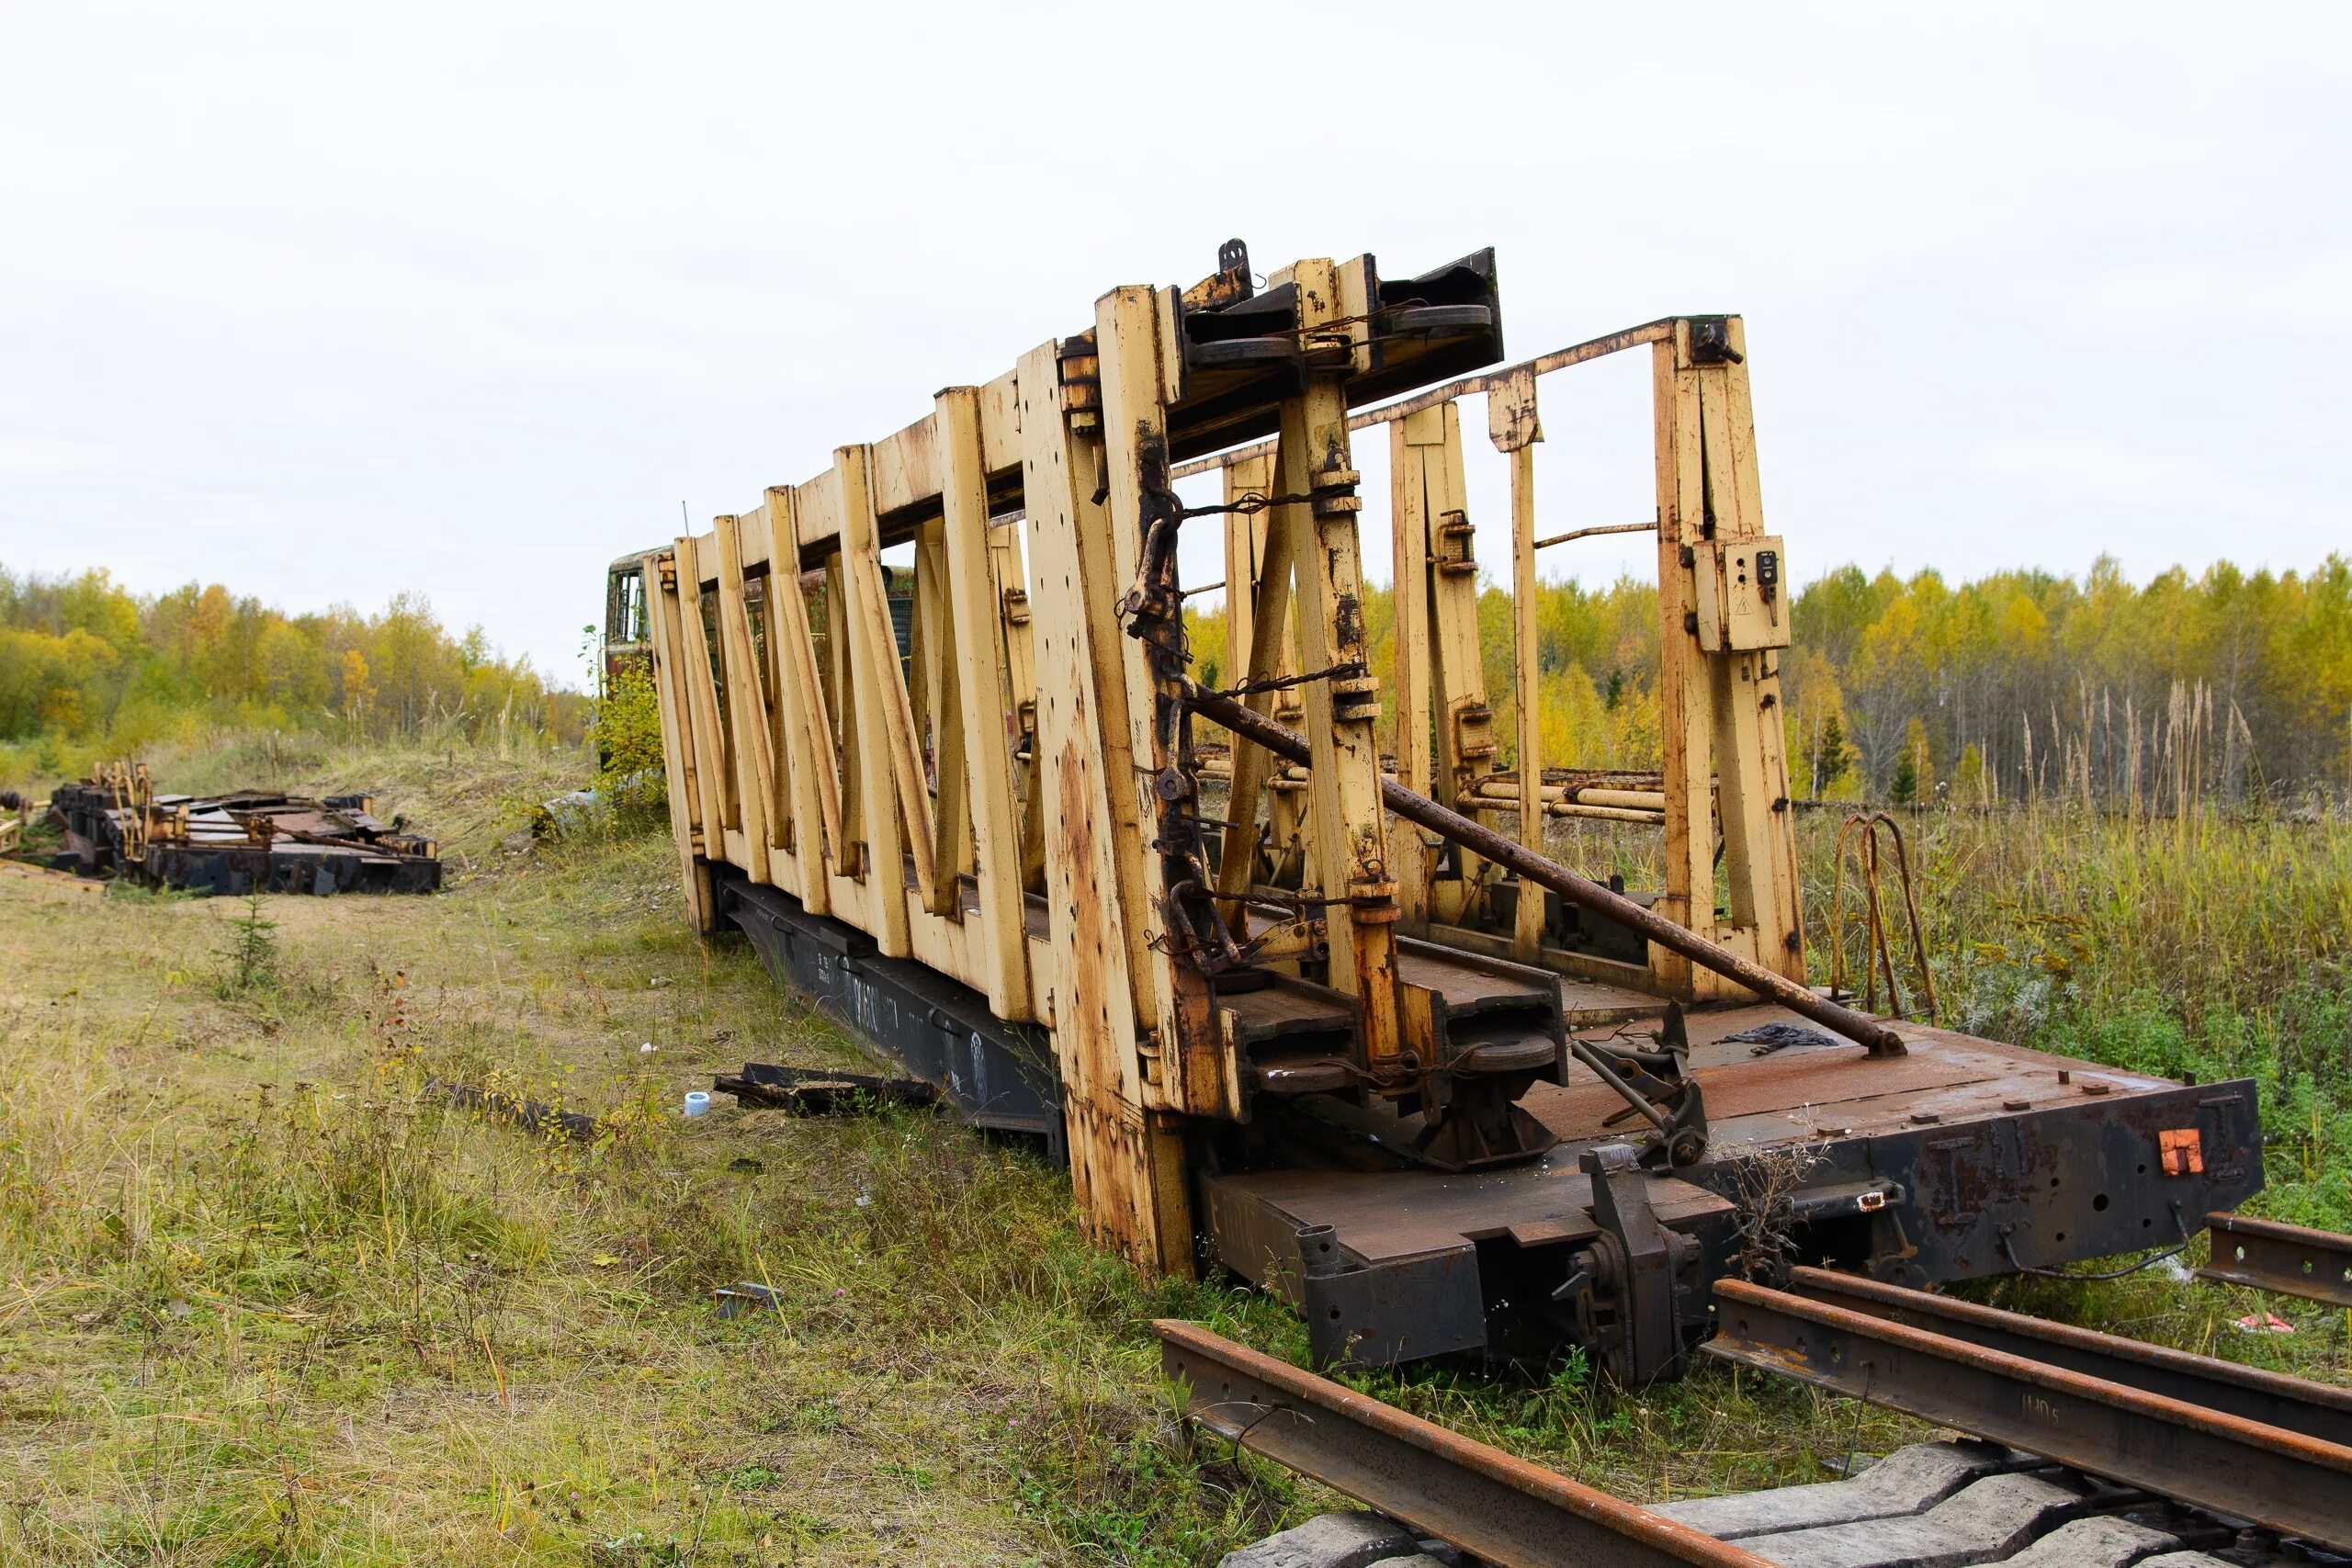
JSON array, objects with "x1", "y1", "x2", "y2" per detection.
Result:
[
  {"x1": 702, "y1": 861, "x2": 2266, "y2": 1381},
  {"x1": 712, "y1": 872, "x2": 1064, "y2": 1159},
  {"x1": 1706, "y1": 1276, "x2": 2352, "y2": 1549},
  {"x1": 1201, "y1": 1076, "x2": 2263, "y2": 1376}
]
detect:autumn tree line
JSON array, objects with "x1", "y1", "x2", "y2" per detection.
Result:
[
  {"x1": 1188, "y1": 554, "x2": 2352, "y2": 812},
  {"x1": 8, "y1": 556, "x2": 2347, "y2": 811},
  {"x1": 0, "y1": 565, "x2": 590, "y2": 775}
]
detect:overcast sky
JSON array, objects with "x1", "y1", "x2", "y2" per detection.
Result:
[{"x1": 4, "y1": 4, "x2": 2345, "y2": 686}]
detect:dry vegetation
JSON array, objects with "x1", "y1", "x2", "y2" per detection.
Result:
[{"x1": 3, "y1": 736, "x2": 2349, "y2": 1566}]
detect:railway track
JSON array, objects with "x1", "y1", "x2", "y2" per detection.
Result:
[{"x1": 1165, "y1": 1264, "x2": 2352, "y2": 1568}]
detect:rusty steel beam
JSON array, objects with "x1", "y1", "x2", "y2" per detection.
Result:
[
  {"x1": 1183, "y1": 682, "x2": 1908, "y2": 1055},
  {"x1": 1707, "y1": 1278, "x2": 2352, "y2": 1548},
  {"x1": 1155, "y1": 1319, "x2": 1769, "y2": 1568},
  {"x1": 2201, "y1": 1212, "x2": 2352, "y2": 1308},
  {"x1": 1787, "y1": 1265, "x2": 2352, "y2": 1449}
]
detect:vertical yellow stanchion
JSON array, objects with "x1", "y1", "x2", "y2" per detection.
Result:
[{"x1": 1490, "y1": 367, "x2": 1544, "y2": 959}]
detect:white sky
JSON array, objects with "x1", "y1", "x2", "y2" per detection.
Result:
[{"x1": 4, "y1": 4, "x2": 2345, "y2": 687}]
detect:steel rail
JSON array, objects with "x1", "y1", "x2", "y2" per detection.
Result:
[
  {"x1": 1169, "y1": 320, "x2": 1679, "y2": 479},
  {"x1": 1707, "y1": 1278, "x2": 2352, "y2": 1547},
  {"x1": 1183, "y1": 682, "x2": 1909, "y2": 1055},
  {"x1": 2201, "y1": 1211, "x2": 2352, "y2": 1307},
  {"x1": 1155, "y1": 1319, "x2": 1770, "y2": 1568},
  {"x1": 1785, "y1": 1265, "x2": 2352, "y2": 1449}
]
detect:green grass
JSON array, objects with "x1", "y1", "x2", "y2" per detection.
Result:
[
  {"x1": 0, "y1": 745, "x2": 1314, "y2": 1565},
  {"x1": 1838, "y1": 807, "x2": 2352, "y2": 1236},
  {"x1": 4, "y1": 741, "x2": 2349, "y2": 1564}
]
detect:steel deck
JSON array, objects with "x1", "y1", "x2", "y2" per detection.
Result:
[{"x1": 1203, "y1": 992, "x2": 2260, "y2": 1368}]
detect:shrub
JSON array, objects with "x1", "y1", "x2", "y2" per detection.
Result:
[{"x1": 588, "y1": 660, "x2": 667, "y2": 823}]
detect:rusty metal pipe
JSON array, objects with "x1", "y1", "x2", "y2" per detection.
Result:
[
  {"x1": 1185, "y1": 682, "x2": 1906, "y2": 1055},
  {"x1": 1532, "y1": 520, "x2": 1657, "y2": 551}
]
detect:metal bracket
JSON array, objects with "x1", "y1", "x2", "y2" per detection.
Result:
[
  {"x1": 1688, "y1": 316, "x2": 1744, "y2": 366},
  {"x1": 1582, "y1": 1143, "x2": 1684, "y2": 1383}
]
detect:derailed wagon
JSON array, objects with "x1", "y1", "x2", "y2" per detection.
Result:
[
  {"x1": 48, "y1": 764, "x2": 441, "y2": 895},
  {"x1": 621, "y1": 243, "x2": 2262, "y2": 1380}
]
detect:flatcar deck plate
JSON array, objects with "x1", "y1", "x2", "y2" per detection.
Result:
[{"x1": 1537, "y1": 1006, "x2": 2175, "y2": 1148}]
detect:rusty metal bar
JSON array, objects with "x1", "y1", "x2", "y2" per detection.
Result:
[
  {"x1": 1170, "y1": 321, "x2": 1679, "y2": 479},
  {"x1": 1184, "y1": 682, "x2": 1908, "y2": 1055},
  {"x1": 1534, "y1": 520, "x2": 1658, "y2": 551},
  {"x1": 1156, "y1": 1319, "x2": 1770, "y2": 1568},
  {"x1": 1707, "y1": 1277, "x2": 2352, "y2": 1547},
  {"x1": 2201, "y1": 1212, "x2": 2352, "y2": 1307},
  {"x1": 1787, "y1": 1265, "x2": 2352, "y2": 1449}
]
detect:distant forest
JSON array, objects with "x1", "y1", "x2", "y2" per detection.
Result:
[
  {"x1": 0, "y1": 566, "x2": 589, "y2": 774},
  {"x1": 1187, "y1": 555, "x2": 2352, "y2": 811},
  {"x1": 8, "y1": 557, "x2": 2347, "y2": 809}
]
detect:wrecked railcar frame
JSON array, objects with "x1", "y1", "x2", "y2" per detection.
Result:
[
  {"x1": 48, "y1": 766, "x2": 442, "y2": 895},
  {"x1": 624, "y1": 243, "x2": 2263, "y2": 1377}
]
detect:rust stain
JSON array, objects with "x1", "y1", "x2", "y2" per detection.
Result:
[
  {"x1": 1056, "y1": 736, "x2": 1110, "y2": 1068},
  {"x1": 1332, "y1": 592, "x2": 1364, "y2": 656}
]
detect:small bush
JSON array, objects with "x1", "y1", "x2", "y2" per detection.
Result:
[
  {"x1": 212, "y1": 892, "x2": 280, "y2": 998},
  {"x1": 588, "y1": 660, "x2": 667, "y2": 825}
]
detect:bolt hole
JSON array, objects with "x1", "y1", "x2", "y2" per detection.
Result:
[
  {"x1": 1328, "y1": 1307, "x2": 1342, "y2": 1320},
  {"x1": 2050, "y1": 1177, "x2": 2062, "y2": 1190},
  {"x1": 2136, "y1": 1163, "x2": 2148, "y2": 1175},
  {"x1": 2093, "y1": 1194, "x2": 2110, "y2": 1213},
  {"x1": 2055, "y1": 1232, "x2": 2067, "y2": 1243},
  {"x1": 2235, "y1": 1245, "x2": 2248, "y2": 1262},
  {"x1": 2303, "y1": 1259, "x2": 2316, "y2": 1276},
  {"x1": 2142, "y1": 1218, "x2": 2153, "y2": 1229}
]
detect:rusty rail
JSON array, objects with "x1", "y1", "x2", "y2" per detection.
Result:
[
  {"x1": 1786, "y1": 1265, "x2": 2352, "y2": 1448},
  {"x1": 2201, "y1": 1211, "x2": 2352, "y2": 1307},
  {"x1": 1184, "y1": 682, "x2": 1908, "y2": 1055},
  {"x1": 1708, "y1": 1277, "x2": 2352, "y2": 1547},
  {"x1": 1155, "y1": 1319, "x2": 1769, "y2": 1568}
]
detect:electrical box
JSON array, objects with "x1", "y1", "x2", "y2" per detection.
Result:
[{"x1": 1692, "y1": 536, "x2": 1789, "y2": 651}]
